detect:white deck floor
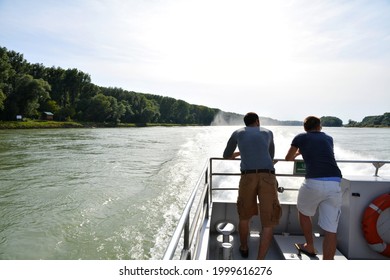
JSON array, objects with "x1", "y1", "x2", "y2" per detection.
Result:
[
  {"x1": 209, "y1": 232, "x2": 347, "y2": 260},
  {"x1": 274, "y1": 235, "x2": 347, "y2": 260}
]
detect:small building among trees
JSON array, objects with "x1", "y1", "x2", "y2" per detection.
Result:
[{"x1": 41, "y1": 112, "x2": 54, "y2": 120}]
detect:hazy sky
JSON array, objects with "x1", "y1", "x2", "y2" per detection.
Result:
[{"x1": 1, "y1": 0, "x2": 389, "y2": 123}]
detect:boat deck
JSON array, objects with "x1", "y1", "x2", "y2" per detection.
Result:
[
  {"x1": 209, "y1": 231, "x2": 347, "y2": 260},
  {"x1": 162, "y1": 158, "x2": 390, "y2": 261},
  {"x1": 206, "y1": 201, "x2": 348, "y2": 260}
]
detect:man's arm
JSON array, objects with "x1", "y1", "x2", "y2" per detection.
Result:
[
  {"x1": 269, "y1": 135, "x2": 275, "y2": 160},
  {"x1": 223, "y1": 133, "x2": 238, "y2": 159},
  {"x1": 230, "y1": 151, "x2": 240, "y2": 159},
  {"x1": 285, "y1": 145, "x2": 300, "y2": 161}
]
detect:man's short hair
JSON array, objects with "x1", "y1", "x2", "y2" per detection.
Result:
[
  {"x1": 304, "y1": 116, "x2": 321, "y2": 131},
  {"x1": 244, "y1": 112, "x2": 259, "y2": 126}
]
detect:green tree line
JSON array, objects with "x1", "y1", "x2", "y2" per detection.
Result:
[
  {"x1": 0, "y1": 46, "x2": 219, "y2": 125},
  {"x1": 2, "y1": 46, "x2": 387, "y2": 127},
  {"x1": 320, "y1": 116, "x2": 343, "y2": 127},
  {"x1": 346, "y1": 113, "x2": 390, "y2": 127}
]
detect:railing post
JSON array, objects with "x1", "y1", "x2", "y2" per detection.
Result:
[
  {"x1": 204, "y1": 181, "x2": 210, "y2": 220},
  {"x1": 184, "y1": 217, "x2": 190, "y2": 250},
  {"x1": 181, "y1": 217, "x2": 190, "y2": 260},
  {"x1": 373, "y1": 162, "x2": 385, "y2": 177},
  {"x1": 209, "y1": 158, "x2": 213, "y2": 202},
  {"x1": 205, "y1": 163, "x2": 210, "y2": 219}
]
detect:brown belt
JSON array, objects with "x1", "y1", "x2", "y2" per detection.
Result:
[{"x1": 241, "y1": 169, "x2": 275, "y2": 174}]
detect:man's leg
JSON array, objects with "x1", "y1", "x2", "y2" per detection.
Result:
[
  {"x1": 323, "y1": 230, "x2": 337, "y2": 260},
  {"x1": 257, "y1": 226, "x2": 273, "y2": 259},
  {"x1": 239, "y1": 219, "x2": 249, "y2": 251},
  {"x1": 298, "y1": 211, "x2": 316, "y2": 254}
]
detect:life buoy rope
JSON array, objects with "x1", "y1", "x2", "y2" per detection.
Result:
[{"x1": 362, "y1": 193, "x2": 390, "y2": 258}]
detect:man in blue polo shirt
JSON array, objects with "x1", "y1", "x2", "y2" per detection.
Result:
[
  {"x1": 223, "y1": 112, "x2": 281, "y2": 259},
  {"x1": 285, "y1": 116, "x2": 342, "y2": 260}
]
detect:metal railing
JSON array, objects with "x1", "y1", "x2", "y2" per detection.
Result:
[
  {"x1": 163, "y1": 161, "x2": 210, "y2": 260},
  {"x1": 162, "y1": 158, "x2": 389, "y2": 260}
]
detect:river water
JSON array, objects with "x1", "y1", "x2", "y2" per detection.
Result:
[{"x1": 0, "y1": 126, "x2": 389, "y2": 260}]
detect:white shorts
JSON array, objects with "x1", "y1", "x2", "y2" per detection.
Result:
[{"x1": 297, "y1": 179, "x2": 342, "y2": 233}]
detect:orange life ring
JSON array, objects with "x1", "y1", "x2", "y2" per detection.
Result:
[{"x1": 362, "y1": 193, "x2": 390, "y2": 258}]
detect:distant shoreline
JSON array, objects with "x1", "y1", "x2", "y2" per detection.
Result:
[
  {"x1": 0, "y1": 120, "x2": 388, "y2": 129},
  {"x1": 0, "y1": 120, "x2": 205, "y2": 129}
]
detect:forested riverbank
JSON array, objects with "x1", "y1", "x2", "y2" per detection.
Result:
[
  {"x1": 1, "y1": 46, "x2": 388, "y2": 128},
  {"x1": 0, "y1": 46, "x2": 220, "y2": 125},
  {"x1": 0, "y1": 120, "x2": 199, "y2": 129}
]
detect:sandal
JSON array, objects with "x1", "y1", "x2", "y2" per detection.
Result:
[{"x1": 294, "y1": 243, "x2": 317, "y2": 257}]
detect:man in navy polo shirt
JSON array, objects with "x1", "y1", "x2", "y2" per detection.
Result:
[{"x1": 285, "y1": 116, "x2": 342, "y2": 260}]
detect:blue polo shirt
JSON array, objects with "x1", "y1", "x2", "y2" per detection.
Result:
[
  {"x1": 223, "y1": 126, "x2": 275, "y2": 172},
  {"x1": 291, "y1": 131, "x2": 342, "y2": 179}
]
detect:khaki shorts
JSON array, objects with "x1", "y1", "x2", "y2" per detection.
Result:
[{"x1": 237, "y1": 173, "x2": 281, "y2": 227}]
